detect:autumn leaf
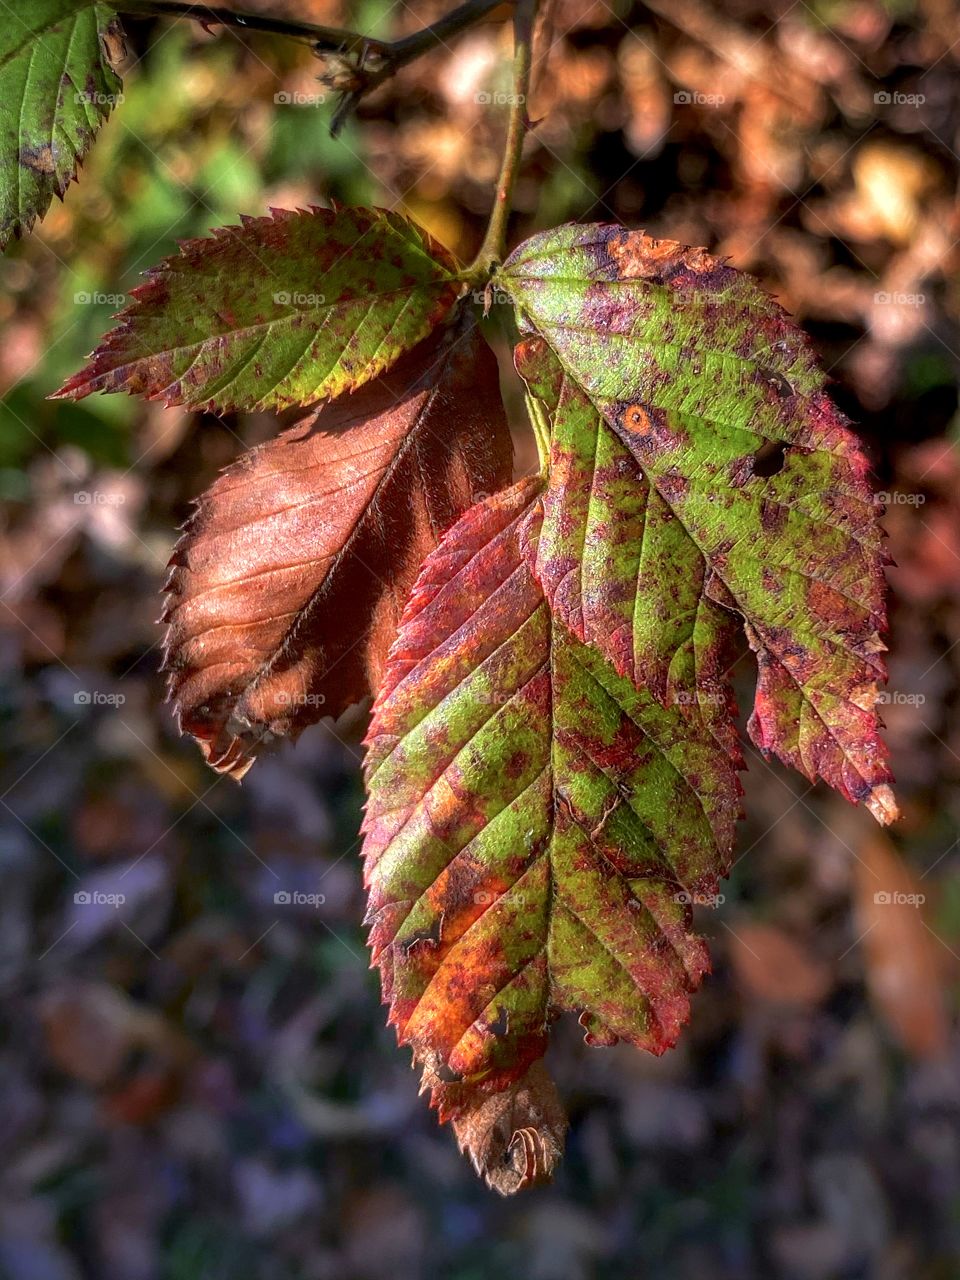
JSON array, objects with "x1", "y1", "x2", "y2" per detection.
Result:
[
  {"x1": 163, "y1": 315, "x2": 512, "y2": 778},
  {"x1": 0, "y1": 2, "x2": 124, "y2": 249},
  {"x1": 853, "y1": 828, "x2": 950, "y2": 1059},
  {"x1": 517, "y1": 333, "x2": 743, "y2": 758},
  {"x1": 362, "y1": 478, "x2": 741, "y2": 1191},
  {"x1": 500, "y1": 225, "x2": 897, "y2": 824},
  {"x1": 54, "y1": 206, "x2": 462, "y2": 413}
]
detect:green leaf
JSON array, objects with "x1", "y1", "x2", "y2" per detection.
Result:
[
  {"x1": 500, "y1": 224, "x2": 897, "y2": 824},
  {"x1": 517, "y1": 334, "x2": 743, "y2": 758},
  {"x1": 54, "y1": 206, "x2": 463, "y2": 413},
  {"x1": 0, "y1": 2, "x2": 124, "y2": 249},
  {"x1": 362, "y1": 478, "x2": 741, "y2": 1192}
]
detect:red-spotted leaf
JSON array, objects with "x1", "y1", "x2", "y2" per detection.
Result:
[
  {"x1": 54, "y1": 206, "x2": 462, "y2": 413},
  {"x1": 163, "y1": 316, "x2": 512, "y2": 778},
  {"x1": 0, "y1": 2, "x2": 125, "y2": 250},
  {"x1": 362, "y1": 478, "x2": 741, "y2": 1191},
  {"x1": 517, "y1": 334, "x2": 743, "y2": 758},
  {"x1": 500, "y1": 225, "x2": 896, "y2": 824}
]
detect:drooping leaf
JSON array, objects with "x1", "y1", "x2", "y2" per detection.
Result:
[
  {"x1": 163, "y1": 316, "x2": 512, "y2": 778},
  {"x1": 0, "y1": 2, "x2": 124, "y2": 249},
  {"x1": 500, "y1": 225, "x2": 897, "y2": 823},
  {"x1": 362, "y1": 478, "x2": 741, "y2": 1191},
  {"x1": 54, "y1": 206, "x2": 462, "y2": 413}
]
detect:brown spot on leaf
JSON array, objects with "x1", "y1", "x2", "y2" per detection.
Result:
[
  {"x1": 20, "y1": 144, "x2": 56, "y2": 175},
  {"x1": 601, "y1": 229, "x2": 716, "y2": 283},
  {"x1": 656, "y1": 468, "x2": 690, "y2": 504},
  {"x1": 760, "y1": 497, "x2": 787, "y2": 533},
  {"x1": 623, "y1": 403, "x2": 653, "y2": 435},
  {"x1": 99, "y1": 18, "x2": 127, "y2": 68}
]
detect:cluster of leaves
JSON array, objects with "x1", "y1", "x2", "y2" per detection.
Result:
[
  {"x1": 44, "y1": 207, "x2": 894, "y2": 1192},
  {"x1": 3, "y1": 1, "x2": 896, "y2": 1197}
]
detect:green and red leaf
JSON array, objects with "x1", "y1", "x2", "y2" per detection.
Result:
[
  {"x1": 55, "y1": 206, "x2": 462, "y2": 413},
  {"x1": 0, "y1": 1, "x2": 124, "y2": 249},
  {"x1": 163, "y1": 316, "x2": 512, "y2": 777},
  {"x1": 517, "y1": 333, "x2": 743, "y2": 758},
  {"x1": 362, "y1": 478, "x2": 741, "y2": 1191},
  {"x1": 501, "y1": 225, "x2": 896, "y2": 823}
]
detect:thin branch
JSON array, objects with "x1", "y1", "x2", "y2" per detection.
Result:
[
  {"x1": 328, "y1": 0, "x2": 511, "y2": 133},
  {"x1": 469, "y1": 0, "x2": 537, "y2": 277},
  {"x1": 117, "y1": 0, "x2": 537, "y2": 233},
  {"x1": 115, "y1": 2, "x2": 379, "y2": 54},
  {"x1": 118, "y1": 0, "x2": 511, "y2": 133},
  {"x1": 117, "y1": 0, "x2": 508, "y2": 66},
  {"x1": 389, "y1": 0, "x2": 508, "y2": 64}
]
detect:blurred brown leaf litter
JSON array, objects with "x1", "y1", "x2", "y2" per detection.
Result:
[{"x1": 1, "y1": 0, "x2": 960, "y2": 1277}]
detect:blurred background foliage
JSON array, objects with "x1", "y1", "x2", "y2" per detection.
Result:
[{"x1": 1, "y1": 1, "x2": 960, "y2": 1278}]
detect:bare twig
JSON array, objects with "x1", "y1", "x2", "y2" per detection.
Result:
[
  {"x1": 118, "y1": 0, "x2": 508, "y2": 75},
  {"x1": 115, "y1": 2, "x2": 381, "y2": 53},
  {"x1": 116, "y1": 0, "x2": 538, "y2": 232}
]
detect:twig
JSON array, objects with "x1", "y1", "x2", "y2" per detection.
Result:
[
  {"x1": 115, "y1": 2, "x2": 380, "y2": 53},
  {"x1": 117, "y1": 0, "x2": 508, "y2": 69},
  {"x1": 468, "y1": 0, "x2": 537, "y2": 278},
  {"x1": 118, "y1": 0, "x2": 511, "y2": 133},
  {"x1": 117, "y1": 0, "x2": 538, "y2": 231}
]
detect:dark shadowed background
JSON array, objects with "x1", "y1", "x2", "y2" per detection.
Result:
[{"x1": 1, "y1": 1, "x2": 959, "y2": 1277}]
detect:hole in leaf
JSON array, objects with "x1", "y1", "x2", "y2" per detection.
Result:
[{"x1": 753, "y1": 440, "x2": 787, "y2": 477}]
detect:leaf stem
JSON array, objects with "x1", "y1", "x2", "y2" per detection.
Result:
[{"x1": 468, "y1": 0, "x2": 537, "y2": 280}]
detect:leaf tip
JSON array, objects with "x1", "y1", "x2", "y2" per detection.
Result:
[
  {"x1": 866, "y1": 783, "x2": 900, "y2": 827},
  {"x1": 438, "y1": 1059, "x2": 568, "y2": 1196}
]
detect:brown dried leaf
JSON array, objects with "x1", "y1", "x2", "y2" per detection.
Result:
[
  {"x1": 853, "y1": 830, "x2": 950, "y2": 1060},
  {"x1": 726, "y1": 921, "x2": 833, "y2": 1007},
  {"x1": 163, "y1": 316, "x2": 512, "y2": 777},
  {"x1": 424, "y1": 1056, "x2": 567, "y2": 1195}
]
